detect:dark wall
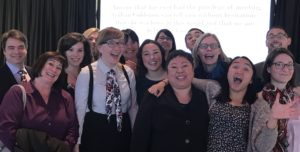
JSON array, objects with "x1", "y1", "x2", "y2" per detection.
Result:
[
  {"x1": 0, "y1": 0, "x2": 100, "y2": 65},
  {"x1": 271, "y1": 0, "x2": 300, "y2": 63}
]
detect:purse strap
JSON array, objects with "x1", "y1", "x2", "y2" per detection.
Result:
[{"x1": 16, "y1": 84, "x2": 26, "y2": 110}]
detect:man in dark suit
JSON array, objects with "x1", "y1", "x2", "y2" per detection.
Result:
[
  {"x1": 255, "y1": 26, "x2": 300, "y2": 86},
  {"x1": 0, "y1": 29, "x2": 31, "y2": 104}
]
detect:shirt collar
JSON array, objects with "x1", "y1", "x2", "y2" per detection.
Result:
[
  {"x1": 6, "y1": 62, "x2": 26, "y2": 75},
  {"x1": 97, "y1": 58, "x2": 118, "y2": 74}
]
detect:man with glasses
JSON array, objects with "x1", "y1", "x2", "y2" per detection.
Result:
[{"x1": 255, "y1": 26, "x2": 300, "y2": 86}]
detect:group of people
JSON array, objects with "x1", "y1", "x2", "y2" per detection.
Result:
[{"x1": 0, "y1": 25, "x2": 299, "y2": 152}]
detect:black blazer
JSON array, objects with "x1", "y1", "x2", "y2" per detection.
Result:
[{"x1": 0, "y1": 63, "x2": 31, "y2": 104}]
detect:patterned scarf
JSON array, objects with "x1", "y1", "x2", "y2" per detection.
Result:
[{"x1": 262, "y1": 83, "x2": 294, "y2": 152}]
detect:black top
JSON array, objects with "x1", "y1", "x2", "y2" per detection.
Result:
[
  {"x1": 60, "y1": 73, "x2": 75, "y2": 99},
  {"x1": 131, "y1": 85, "x2": 209, "y2": 152},
  {"x1": 136, "y1": 75, "x2": 162, "y2": 105}
]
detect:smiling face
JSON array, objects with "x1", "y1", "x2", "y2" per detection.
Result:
[
  {"x1": 3, "y1": 38, "x2": 27, "y2": 67},
  {"x1": 156, "y1": 32, "x2": 173, "y2": 53},
  {"x1": 266, "y1": 28, "x2": 291, "y2": 53},
  {"x1": 98, "y1": 39, "x2": 125, "y2": 68},
  {"x1": 268, "y1": 53, "x2": 294, "y2": 86},
  {"x1": 40, "y1": 58, "x2": 63, "y2": 84},
  {"x1": 142, "y1": 43, "x2": 163, "y2": 72},
  {"x1": 227, "y1": 57, "x2": 254, "y2": 93},
  {"x1": 167, "y1": 56, "x2": 194, "y2": 90},
  {"x1": 124, "y1": 37, "x2": 139, "y2": 61},
  {"x1": 197, "y1": 36, "x2": 221, "y2": 67},
  {"x1": 65, "y1": 42, "x2": 84, "y2": 67}
]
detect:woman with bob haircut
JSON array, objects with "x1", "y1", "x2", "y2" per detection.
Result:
[{"x1": 0, "y1": 51, "x2": 78, "y2": 152}]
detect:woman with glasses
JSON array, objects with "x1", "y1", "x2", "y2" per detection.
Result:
[
  {"x1": 256, "y1": 48, "x2": 300, "y2": 152},
  {"x1": 192, "y1": 33, "x2": 231, "y2": 84},
  {"x1": 74, "y1": 27, "x2": 138, "y2": 152},
  {"x1": 154, "y1": 29, "x2": 177, "y2": 59}
]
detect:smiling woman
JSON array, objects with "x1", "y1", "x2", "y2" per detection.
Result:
[
  {"x1": 57, "y1": 32, "x2": 92, "y2": 98},
  {"x1": 75, "y1": 27, "x2": 138, "y2": 152},
  {"x1": 131, "y1": 50, "x2": 209, "y2": 152},
  {"x1": 0, "y1": 52, "x2": 79, "y2": 152}
]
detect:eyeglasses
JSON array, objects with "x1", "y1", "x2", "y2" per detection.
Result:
[
  {"x1": 199, "y1": 43, "x2": 220, "y2": 49},
  {"x1": 158, "y1": 36, "x2": 172, "y2": 41},
  {"x1": 267, "y1": 33, "x2": 288, "y2": 40},
  {"x1": 103, "y1": 39, "x2": 125, "y2": 48},
  {"x1": 272, "y1": 62, "x2": 294, "y2": 70}
]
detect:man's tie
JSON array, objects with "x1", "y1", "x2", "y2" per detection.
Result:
[
  {"x1": 18, "y1": 69, "x2": 27, "y2": 83},
  {"x1": 105, "y1": 69, "x2": 122, "y2": 132}
]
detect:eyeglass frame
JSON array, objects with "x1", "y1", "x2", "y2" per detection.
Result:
[
  {"x1": 267, "y1": 33, "x2": 288, "y2": 40},
  {"x1": 272, "y1": 62, "x2": 294, "y2": 70},
  {"x1": 198, "y1": 43, "x2": 220, "y2": 50},
  {"x1": 101, "y1": 39, "x2": 126, "y2": 48},
  {"x1": 158, "y1": 36, "x2": 172, "y2": 41}
]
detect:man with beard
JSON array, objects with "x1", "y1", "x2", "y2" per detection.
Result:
[{"x1": 255, "y1": 26, "x2": 300, "y2": 86}]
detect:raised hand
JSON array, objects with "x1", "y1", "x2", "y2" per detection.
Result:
[{"x1": 271, "y1": 93, "x2": 300, "y2": 119}]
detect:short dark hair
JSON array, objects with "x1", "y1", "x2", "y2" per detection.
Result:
[
  {"x1": 266, "y1": 26, "x2": 290, "y2": 37},
  {"x1": 1, "y1": 29, "x2": 28, "y2": 51},
  {"x1": 166, "y1": 50, "x2": 194, "y2": 69},
  {"x1": 263, "y1": 47, "x2": 295, "y2": 87},
  {"x1": 122, "y1": 29, "x2": 139, "y2": 45},
  {"x1": 216, "y1": 56, "x2": 257, "y2": 105},
  {"x1": 136, "y1": 39, "x2": 166, "y2": 77},
  {"x1": 185, "y1": 28, "x2": 204, "y2": 41},
  {"x1": 31, "y1": 51, "x2": 66, "y2": 88},
  {"x1": 57, "y1": 32, "x2": 92, "y2": 68}
]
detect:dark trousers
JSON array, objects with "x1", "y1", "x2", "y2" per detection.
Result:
[{"x1": 80, "y1": 111, "x2": 131, "y2": 152}]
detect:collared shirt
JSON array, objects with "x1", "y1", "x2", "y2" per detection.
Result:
[
  {"x1": 75, "y1": 58, "x2": 137, "y2": 144},
  {"x1": 6, "y1": 61, "x2": 30, "y2": 83},
  {"x1": 0, "y1": 82, "x2": 79, "y2": 151}
]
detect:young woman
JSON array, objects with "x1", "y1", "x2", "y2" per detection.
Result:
[
  {"x1": 75, "y1": 27, "x2": 138, "y2": 152},
  {"x1": 120, "y1": 29, "x2": 140, "y2": 74},
  {"x1": 192, "y1": 33, "x2": 230, "y2": 84},
  {"x1": 83, "y1": 27, "x2": 100, "y2": 61},
  {"x1": 57, "y1": 32, "x2": 92, "y2": 98},
  {"x1": 154, "y1": 29, "x2": 177, "y2": 59},
  {"x1": 258, "y1": 48, "x2": 300, "y2": 152},
  {"x1": 136, "y1": 39, "x2": 166, "y2": 105},
  {"x1": 0, "y1": 52, "x2": 78, "y2": 151}
]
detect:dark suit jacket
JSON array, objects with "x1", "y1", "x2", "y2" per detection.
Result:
[{"x1": 0, "y1": 63, "x2": 31, "y2": 104}]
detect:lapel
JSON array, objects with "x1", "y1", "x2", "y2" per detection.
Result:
[{"x1": 0, "y1": 63, "x2": 18, "y2": 103}]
